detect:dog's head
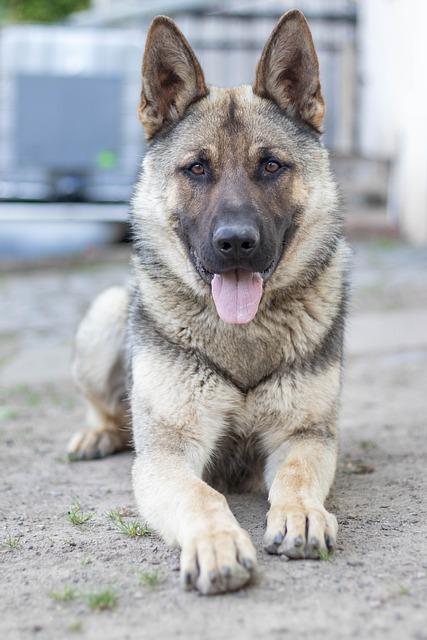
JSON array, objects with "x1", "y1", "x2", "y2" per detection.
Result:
[{"x1": 134, "y1": 10, "x2": 339, "y2": 324}]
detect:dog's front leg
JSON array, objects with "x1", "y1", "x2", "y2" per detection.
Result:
[
  {"x1": 263, "y1": 432, "x2": 338, "y2": 559},
  {"x1": 133, "y1": 452, "x2": 256, "y2": 594},
  {"x1": 130, "y1": 351, "x2": 256, "y2": 595}
]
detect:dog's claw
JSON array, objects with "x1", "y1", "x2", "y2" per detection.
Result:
[
  {"x1": 264, "y1": 530, "x2": 286, "y2": 554},
  {"x1": 274, "y1": 532, "x2": 284, "y2": 545},
  {"x1": 325, "y1": 534, "x2": 335, "y2": 550},
  {"x1": 183, "y1": 571, "x2": 194, "y2": 589},
  {"x1": 242, "y1": 558, "x2": 254, "y2": 572},
  {"x1": 208, "y1": 569, "x2": 219, "y2": 584}
]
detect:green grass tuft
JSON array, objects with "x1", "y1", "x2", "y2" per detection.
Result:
[
  {"x1": 85, "y1": 589, "x2": 117, "y2": 611},
  {"x1": 318, "y1": 548, "x2": 334, "y2": 561},
  {"x1": 50, "y1": 586, "x2": 78, "y2": 602},
  {"x1": 139, "y1": 569, "x2": 163, "y2": 589},
  {"x1": 107, "y1": 511, "x2": 150, "y2": 537},
  {"x1": 0, "y1": 406, "x2": 18, "y2": 421},
  {"x1": 67, "y1": 500, "x2": 93, "y2": 526},
  {"x1": 68, "y1": 621, "x2": 83, "y2": 633},
  {"x1": 2, "y1": 535, "x2": 21, "y2": 549},
  {"x1": 398, "y1": 585, "x2": 410, "y2": 596},
  {"x1": 49, "y1": 584, "x2": 119, "y2": 612},
  {"x1": 359, "y1": 439, "x2": 376, "y2": 450},
  {"x1": 14, "y1": 384, "x2": 41, "y2": 406}
]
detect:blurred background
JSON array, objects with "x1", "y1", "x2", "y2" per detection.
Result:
[{"x1": 0, "y1": 0, "x2": 426, "y2": 259}]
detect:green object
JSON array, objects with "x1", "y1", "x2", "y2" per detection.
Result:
[
  {"x1": 0, "y1": 406, "x2": 18, "y2": 420},
  {"x1": 96, "y1": 149, "x2": 117, "y2": 170},
  {"x1": 86, "y1": 589, "x2": 117, "y2": 611},
  {"x1": 0, "y1": 0, "x2": 89, "y2": 24}
]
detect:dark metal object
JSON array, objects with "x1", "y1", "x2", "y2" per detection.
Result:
[{"x1": 15, "y1": 74, "x2": 122, "y2": 173}]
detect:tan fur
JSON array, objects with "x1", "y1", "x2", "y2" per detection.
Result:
[
  {"x1": 68, "y1": 287, "x2": 131, "y2": 460},
  {"x1": 69, "y1": 11, "x2": 349, "y2": 595}
]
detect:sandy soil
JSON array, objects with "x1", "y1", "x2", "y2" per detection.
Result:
[{"x1": 1, "y1": 241, "x2": 427, "y2": 640}]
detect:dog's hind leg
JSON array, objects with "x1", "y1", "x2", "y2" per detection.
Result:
[{"x1": 67, "y1": 286, "x2": 131, "y2": 460}]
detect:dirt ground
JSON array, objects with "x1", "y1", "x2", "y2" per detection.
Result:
[{"x1": 1, "y1": 240, "x2": 427, "y2": 640}]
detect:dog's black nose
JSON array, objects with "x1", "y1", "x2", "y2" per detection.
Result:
[{"x1": 213, "y1": 224, "x2": 260, "y2": 259}]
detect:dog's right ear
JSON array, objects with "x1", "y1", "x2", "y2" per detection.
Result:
[{"x1": 138, "y1": 16, "x2": 208, "y2": 140}]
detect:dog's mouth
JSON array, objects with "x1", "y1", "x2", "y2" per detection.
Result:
[
  {"x1": 190, "y1": 249, "x2": 276, "y2": 284},
  {"x1": 189, "y1": 249, "x2": 277, "y2": 325}
]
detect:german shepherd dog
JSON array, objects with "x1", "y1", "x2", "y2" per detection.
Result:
[{"x1": 68, "y1": 10, "x2": 349, "y2": 595}]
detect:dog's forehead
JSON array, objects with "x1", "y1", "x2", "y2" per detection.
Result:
[{"x1": 176, "y1": 85, "x2": 313, "y2": 160}]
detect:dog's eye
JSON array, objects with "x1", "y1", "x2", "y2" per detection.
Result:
[
  {"x1": 264, "y1": 160, "x2": 281, "y2": 174},
  {"x1": 189, "y1": 163, "x2": 205, "y2": 176}
]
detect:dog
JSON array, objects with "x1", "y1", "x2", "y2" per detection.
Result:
[{"x1": 68, "y1": 9, "x2": 350, "y2": 595}]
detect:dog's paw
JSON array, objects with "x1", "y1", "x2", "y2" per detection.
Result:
[
  {"x1": 180, "y1": 527, "x2": 256, "y2": 595},
  {"x1": 67, "y1": 428, "x2": 127, "y2": 461},
  {"x1": 263, "y1": 502, "x2": 338, "y2": 559}
]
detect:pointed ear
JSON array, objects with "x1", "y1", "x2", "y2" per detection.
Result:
[
  {"x1": 138, "y1": 16, "x2": 208, "y2": 140},
  {"x1": 253, "y1": 10, "x2": 324, "y2": 132}
]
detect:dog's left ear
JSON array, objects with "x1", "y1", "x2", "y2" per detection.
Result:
[
  {"x1": 139, "y1": 16, "x2": 208, "y2": 140},
  {"x1": 253, "y1": 10, "x2": 324, "y2": 132}
]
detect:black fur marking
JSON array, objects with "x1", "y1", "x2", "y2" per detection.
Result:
[
  {"x1": 266, "y1": 231, "x2": 340, "y2": 316},
  {"x1": 223, "y1": 95, "x2": 241, "y2": 136},
  {"x1": 290, "y1": 422, "x2": 336, "y2": 442},
  {"x1": 128, "y1": 291, "x2": 250, "y2": 394},
  {"x1": 228, "y1": 95, "x2": 237, "y2": 122},
  {"x1": 305, "y1": 280, "x2": 348, "y2": 374},
  {"x1": 204, "y1": 427, "x2": 266, "y2": 493},
  {"x1": 292, "y1": 231, "x2": 341, "y2": 291},
  {"x1": 131, "y1": 230, "x2": 192, "y2": 295}
]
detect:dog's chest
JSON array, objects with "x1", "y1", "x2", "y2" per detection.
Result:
[
  {"x1": 203, "y1": 422, "x2": 266, "y2": 493},
  {"x1": 201, "y1": 381, "x2": 293, "y2": 492},
  {"x1": 181, "y1": 314, "x2": 291, "y2": 390}
]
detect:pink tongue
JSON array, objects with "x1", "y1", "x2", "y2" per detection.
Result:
[{"x1": 211, "y1": 270, "x2": 263, "y2": 324}]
